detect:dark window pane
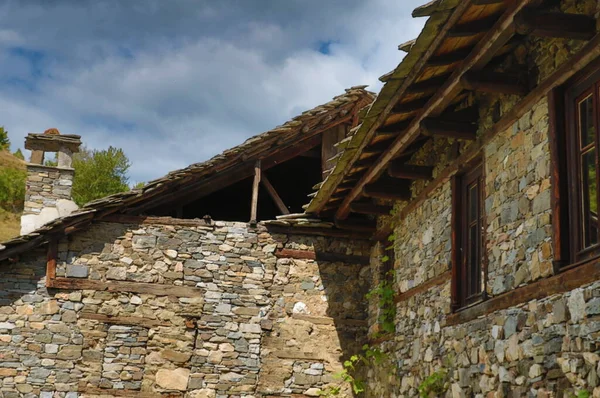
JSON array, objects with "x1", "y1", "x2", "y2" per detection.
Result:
[
  {"x1": 579, "y1": 95, "x2": 594, "y2": 148},
  {"x1": 581, "y1": 148, "x2": 598, "y2": 247},
  {"x1": 468, "y1": 225, "x2": 479, "y2": 296},
  {"x1": 468, "y1": 184, "x2": 478, "y2": 223}
]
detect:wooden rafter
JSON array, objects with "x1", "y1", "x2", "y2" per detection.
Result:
[
  {"x1": 514, "y1": 10, "x2": 596, "y2": 41},
  {"x1": 335, "y1": 0, "x2": 542, "y2": 221},
  {"x1": 350, "y1": 202, "x2": 393, "y2": 216},
  {"x1": 461, "y1": 71, "x2": 528, "y2": 95},
  {"x1": 388, "y1": 163, "x2": 433, "y2": 180},
  {"x1": 421, "y1": 119, "x2": 478, "y2": 140},
  {"x1": 261, "y1": 172, "x2": 290, "y2": 215}
]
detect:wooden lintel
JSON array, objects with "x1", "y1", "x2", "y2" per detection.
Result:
[
  {"x1": 350, "y1": 202, "x2": 393, "y2": 216},
  {"x1": 334, "y1": 218, "x2": 377, "y2": 233},
  {"x1": 101, "y1": 214, "x2": 214, "y2": 227},
  {"x1": 394, "y1": 270, "x2": 451, "y2": 303},
  {"x1": 261, "y1": 172, "x2": 290, "y2": 215},
  {"x1": 250, "y1": 160, "x2": 261, "y2": 224},
  {"x1": 79, "y1": 312, "x2": 172, "y2": 328},
  {"x1": 48, "y1": 278, "x2": 204, "y2": 298},
  {"x1": 421, "y1": 118, "x2": 478, "y2": 140},
  {"x1": 515, "y1": 10, "x2": 597, "y2": 41},
  {"x1": 79, "y1": 388, "x2": 181, "y2": 398},
  {"x1": 388, "y1": 162, "x2": 433, "y2": 180},
  {"x1": 274, "y1": 248, "x2": 370, "y2": 265},
  {"x1": 363, "y1": 183, "x2": 411, "y2": 201},
  {"x1": 460, "y1": 71, "x2": 528, "y2": 95}
]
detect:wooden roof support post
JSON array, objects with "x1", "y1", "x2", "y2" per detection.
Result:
[
  {"x1": 261, "y1": 172, "x2": 290, "y2": 215},
  {"x1": 250, "y1": 160, "x2": 261, "y2": 224},
  {"x1": 46, "y1": 238, "x2": 58, "y2": 288}
]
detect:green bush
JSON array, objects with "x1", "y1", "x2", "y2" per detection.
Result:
[{"x1": 0, "y1": 167, "x2": 26, "y2": 212}]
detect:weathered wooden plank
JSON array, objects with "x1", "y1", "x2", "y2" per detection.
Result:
[
  {"x1": 250, "y1": 160, "x2": 261, "y2": 224},
  {"x1": 265, "y1": 225, "x2": 371, "y2": 240},
  {"x1": 79, "y1": 312, "x2": 173, "y2": 328},
  {"x1": 48, "y1": 278, "x2": 204, "y2": 297},
  {"x1": 261, "y1": 172, "x2": 290, "y2": 215},
  {"x1": 79, "y1": 387, "x2": 181, "y2": 398},
  {"x1": 101, "y1": 214, "x2": 214, "y2": 227},
  {"x1": 291, "y1": 313, "x2": 368, "y2": 327},
  {"x1": 274, "y1": 248, "x2": 370, "y2": 265}
]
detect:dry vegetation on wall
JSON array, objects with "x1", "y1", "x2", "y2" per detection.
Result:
[{"x1": 0, "y1": 150, "x2": 26, "y2": 240}]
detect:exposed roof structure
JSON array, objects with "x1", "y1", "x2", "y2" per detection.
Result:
[
  {"x1": 0, "y1": 87, "x2": 374, "y2": 261},
  {"x1": 305, "y1": 0, "x2": 598, "y2": 236}
]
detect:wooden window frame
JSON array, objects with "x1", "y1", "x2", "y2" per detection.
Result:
[
  {"x1": 552, "y1": 57, "x2": 600, "y2": 268},
  {"x1": 451, "y1": 159, "x2": 486, "y2": 312}
]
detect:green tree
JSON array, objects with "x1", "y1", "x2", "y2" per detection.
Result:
[
  {"x1": 0, "y1": 168, "x2": 26, "y2": 212},
  {"x1": 71, "y1": 146, "x2": 131, "y2": 206},
  {"x1": 0, "y1": 127, "x2": 9, "y2": 150},
  {"x1": 132, "y1": 181, "x2": 146, "y2": 190},
  {"x1": 12, "y1": 149, "x2": 24, "y2": 160}
]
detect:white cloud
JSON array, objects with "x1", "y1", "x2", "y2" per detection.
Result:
[{"x1": 0, "y1": 0, "x2": 426, "y2": 183}]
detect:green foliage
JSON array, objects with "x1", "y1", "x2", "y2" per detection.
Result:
[
  {"x1": 417, "y1": 369, "x2": 449, "y2": 398},
  {"x1": 366, "y1": 269, "x2": 396, "y2": 334},
  {"x1": 0, "y1": 127, "x2": 9, "y2": 150},
  {"x1": 133, "y1": 181, "x2": 146, "y2": 189},
  {"x1": 0, "y1": 167, "x2": 26, "y2": 212},
  {"x1": 571, "y1": 390, "x2": 591, "y2": 398},
  {"x1": 71, "y1": 146, "x2": 131, "y2": 206},
  {"x1": 318, "y1": 345, "x2": 390, "y2": 397},
  {"x1": 12, "y1": 149, "x2": 24, "y2": 160}
]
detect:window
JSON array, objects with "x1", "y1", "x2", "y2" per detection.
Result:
[
  {"x1": 564, "y1": 69, "x2": 600, "y2": 263},
  {"x1": 452, "y1": 162, "x2": 485, "y2": 311}
]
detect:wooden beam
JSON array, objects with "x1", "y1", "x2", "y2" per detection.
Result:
[
  {"x1": 46, "y1": 239, "x2": 58, "y2": 287},
  {"x1": 79, "y1": 313, "x2": 172, "y2": 328},
  {"x1": 350, "y1": 202, "x2": 393, "y2": 216},
  {"x1": 261, "y1": 172, "x2": 290, "y2": 215},
  {"x1": 448, "y1": 13, "x2": 503, "y2": 37},
  {"x1": 274, "y1": 248, "x2": 370, "y2": 265},
  {"x1": 407, "y1": 74, "x2": 452, "y2": 95},
  {"x1": 421, "y1": 118, "x2": 478, "y2": 140},
  {"x1": 363, "y1": 140, "x2": 393, "y2": 156},
  {"x1": 426, "y1": 48, "x2": 472, "y2": 67},
  {"x1": 363, "y1": 180, "x2": 411, "y2": 201},
  {"x1": 335, "y1": 0, "x2": 540, "y2": 220},
  {"x1": 461, "y1": 71, "x2": 528, "y2": 95},
  {"x1": 250, "y1": 160, "x2": 261, "y2": 224},
  {"x1": 265, "y1": 225, "x2": 371, "y2": 240},
  {"x1": 391, "y1": 97, "x2": 430, "y2": 114},
  {"x1": 388, "y1": 163, "x2": 433, "y2": 180},
  {"x1": 394, "y1": 270, "x2": 451, "y2": 303},
  {"x1": 102, "y1": 214, "x2": 213, "y2": 227},
  {"x1": 334, "y1": 218, "x2": 377, "y2": 233},
  {"x1": 515, "y1": 10, "x2": 596, "y2": 41},
  {"x1": 374, "y1": 32, "x2": 600, "y2": 241},
  {"x1": 48, "y1": 278, "x2": 204, "y2": 298}
]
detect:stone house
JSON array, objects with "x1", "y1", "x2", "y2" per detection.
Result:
[
  {"x1": 0, "y1": 88, "x2": 376, "y2": 397},
  {"x1": 306, "y1": 0, "x2": 600, "y2": 396},
  {"x1": 4, "y1": 0, "x2": 600, "y2": 397}
]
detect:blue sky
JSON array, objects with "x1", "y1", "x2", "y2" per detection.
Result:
[{"x1": 0, "y1": 0, "x2": 425, "y2": 184}]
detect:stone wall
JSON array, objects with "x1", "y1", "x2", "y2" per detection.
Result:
[
  {"x1": 21, "y1": 165, "x2": 78, "y2": 235},
  {"x1": 364, "y1": 1, "x2": 600, "y2": 396},
  {"x1": 0, "y1": 220, "x2": 370, "y2": 397}
]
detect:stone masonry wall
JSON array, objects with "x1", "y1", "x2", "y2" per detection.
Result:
[
  {"x1": 365, "y1": 1, "x2": 600, "y2": 396},
  {"x1": 0, "y1": 220, "x2": 370, "y2": 397}
]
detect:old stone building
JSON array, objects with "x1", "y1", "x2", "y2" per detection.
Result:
[
  {"x1": 5, "y1": 0, "x2": 600, "y2": 397},
  {"x1": 306, "y1": 0, "x2": 600, "y2": 396}
]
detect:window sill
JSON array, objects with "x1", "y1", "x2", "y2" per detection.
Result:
[{"x1": 446, "y1": 256, "x2": 600, "y2": 326}]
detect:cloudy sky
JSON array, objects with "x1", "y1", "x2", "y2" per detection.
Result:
[{"x1": 0, "y1": 0, "x2": 425, "y2": 184}]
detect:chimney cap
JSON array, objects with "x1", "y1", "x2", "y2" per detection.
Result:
[
  {"x1": 24, "y1": 132, "x2": 82, "y2": 153},
  {"x1": 43, "y1": 128, "x2": 61, "y2": 135}
]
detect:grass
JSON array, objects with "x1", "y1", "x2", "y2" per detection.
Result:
[
  {"x1": 0, "y1": 150, "x2": 25, "y2": 241},
  {"x1": 0, "y1": 209, "x2": 20, "y2": 241}
]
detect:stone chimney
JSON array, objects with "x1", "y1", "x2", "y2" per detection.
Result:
[{"x1": 21, "y1": 129, "x2": 82, "y2": 235}]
